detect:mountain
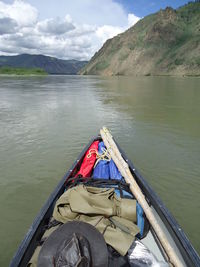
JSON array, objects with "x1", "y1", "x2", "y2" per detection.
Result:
[
  {"x1": 80, "y1": 2, "x2": 200, "y2": 76},
  {"x1": 0, "y1": 54, "x2": 87, "y2": 74}
]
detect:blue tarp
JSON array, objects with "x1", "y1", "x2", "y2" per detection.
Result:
[
  {"x1": 136, "y1": 202, "x2": 144, "y2": 237},
  {"x1": 109, "y1": 159, "x2": 123, "y2": 180},
  {"x1": 92, "y1": 142, "x2": 109, "y2": 179},
  {"x1": 93, "y1": 141, "x2": 122, "y2": 180}
]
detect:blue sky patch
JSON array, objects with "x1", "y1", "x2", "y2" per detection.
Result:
[{"x1": 115, "y1": 0, "x2": 194, "y2": 17}]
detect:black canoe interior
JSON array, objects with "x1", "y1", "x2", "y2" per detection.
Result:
[{"x1": 10, "y1": 136, "x2": 200, "y2": 267}]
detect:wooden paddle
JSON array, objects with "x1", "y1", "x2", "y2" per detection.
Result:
[{"x1": 100, "y1": 127, "x2": 184, "y2": 267}]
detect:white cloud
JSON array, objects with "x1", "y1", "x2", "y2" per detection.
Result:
[
  {"x1": 0, "y1": 0, "x2": 141, "y2": 60},
  {"x1": 26, "y1": 0, "x2": 130, "y2": 27},
  {"x1": 96, "y1": 25, "x2": 123, "y2": 43},
  {"x1": 0, "y1": 0, "x2": 38, "y2": 26},
  {"x1": 37, "y1": 15, "x2": 75, "y2": 35},
  {"x1": 66, "y1": 24, "x2": 96, "y2": 38},
  {"x1": 0, "y1": 16, "x2": 18, "y2": 34},
  {"x1": 128, "y1": 13, "x2": 141, "y2": 27}
]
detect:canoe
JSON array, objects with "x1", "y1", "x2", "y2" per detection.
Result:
[{"x1": 10, "y1": 135, "x2": 200, "y2": 267}]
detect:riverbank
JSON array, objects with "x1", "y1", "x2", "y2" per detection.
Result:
[{"x1": 0, "y1": 66, "x2": 47, "y2": 75}]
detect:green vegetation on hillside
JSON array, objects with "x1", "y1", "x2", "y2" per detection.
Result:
[
  {"x1": 0, "y1": 66, "x2": 47, "y2": 75},
  {"x1": 80, "y1": 1, "x2": 200, "y2": 76}
]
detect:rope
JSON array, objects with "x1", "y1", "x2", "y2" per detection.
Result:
[{"x1": 87, "y1": 147, "x2": 111, "y2": 168}]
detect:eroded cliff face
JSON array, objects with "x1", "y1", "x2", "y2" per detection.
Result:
[{"x1": 80, "y1": 2, "x2": 200, "y2": 76}]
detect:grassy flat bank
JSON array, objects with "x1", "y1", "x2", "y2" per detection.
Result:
[{"x1": 0, "y1": 66, "x2": 47, "y2": 75}]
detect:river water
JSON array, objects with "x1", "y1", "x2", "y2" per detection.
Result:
[{"x1": 0, "y1": 75, "x2": 200, "y2": 265}]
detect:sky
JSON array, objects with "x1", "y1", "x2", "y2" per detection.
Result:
[{"x1": 0, "y1": 0, "x2": 192, "y2": 60}]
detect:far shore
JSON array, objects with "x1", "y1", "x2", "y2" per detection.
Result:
[
  {"x1": 0, "y1": 71, "x2": 199, "y2": 77},
  {"x1": 0, "y1": 66, "x2": 47, "y2": 76}
]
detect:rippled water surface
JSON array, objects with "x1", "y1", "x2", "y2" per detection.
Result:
[{"x1": 0, "y1": 75, "x2": 200, "y2": 265}]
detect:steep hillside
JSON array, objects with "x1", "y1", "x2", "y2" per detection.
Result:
[
  {"x1": 0, "y1": 54, "x2": 87, "y2": 74},
  {"x1": 80, "y1": 2, "x2": 200, "y2": 76}
]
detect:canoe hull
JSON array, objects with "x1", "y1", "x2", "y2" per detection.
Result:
[{"x1": 10, "y1": 136, "x2": 200, "y2": 267}]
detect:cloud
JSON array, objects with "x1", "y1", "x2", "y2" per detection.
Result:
[
  {"x1": 96, "y1": 25, "x2": 123, "y2": 43},
  {"x1": 27, "y1": 0, "x2": 130, "y2": 27},
  {"x1": 0, "y1": 16, "x2": 18, "y2": 35},
  {"x1": 37, "y1": 15, "x2": 75, "y2": 35},
  {"x1": 66, "y1": 24, "x2": 96, "y2": 38},
  {"x1": 0, "y1": 0, "x2": 38, "y2": 26},
  {"x1": 0, "y1": 0, "x2": 140, "y2": 60},
  {"x1": 128, "y1": 13, "x2": 141, "y2": 27}
]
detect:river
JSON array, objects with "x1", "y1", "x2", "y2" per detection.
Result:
[{"x1": 0, "y1": 75, "x2": 200, "y2": 265}]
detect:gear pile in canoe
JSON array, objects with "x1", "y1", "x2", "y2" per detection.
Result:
[{"x1": 10, "y1": 128, "x2": 200, "y2": 267}]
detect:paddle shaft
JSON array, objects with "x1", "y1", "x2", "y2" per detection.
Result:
[{"x1": 100, "y1": 127, "x2": 184, "y2": 267}]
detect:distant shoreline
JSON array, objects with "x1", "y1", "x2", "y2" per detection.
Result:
[
  {"x1": 80, "y1": 73, "x2": 200, "y2": 78},
  {"x1": 0, "y1": 66, "x2": 47, "y2": 76},
  {"x1": 1, "y1": 74, "x2": 199, "y2": 78}
]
